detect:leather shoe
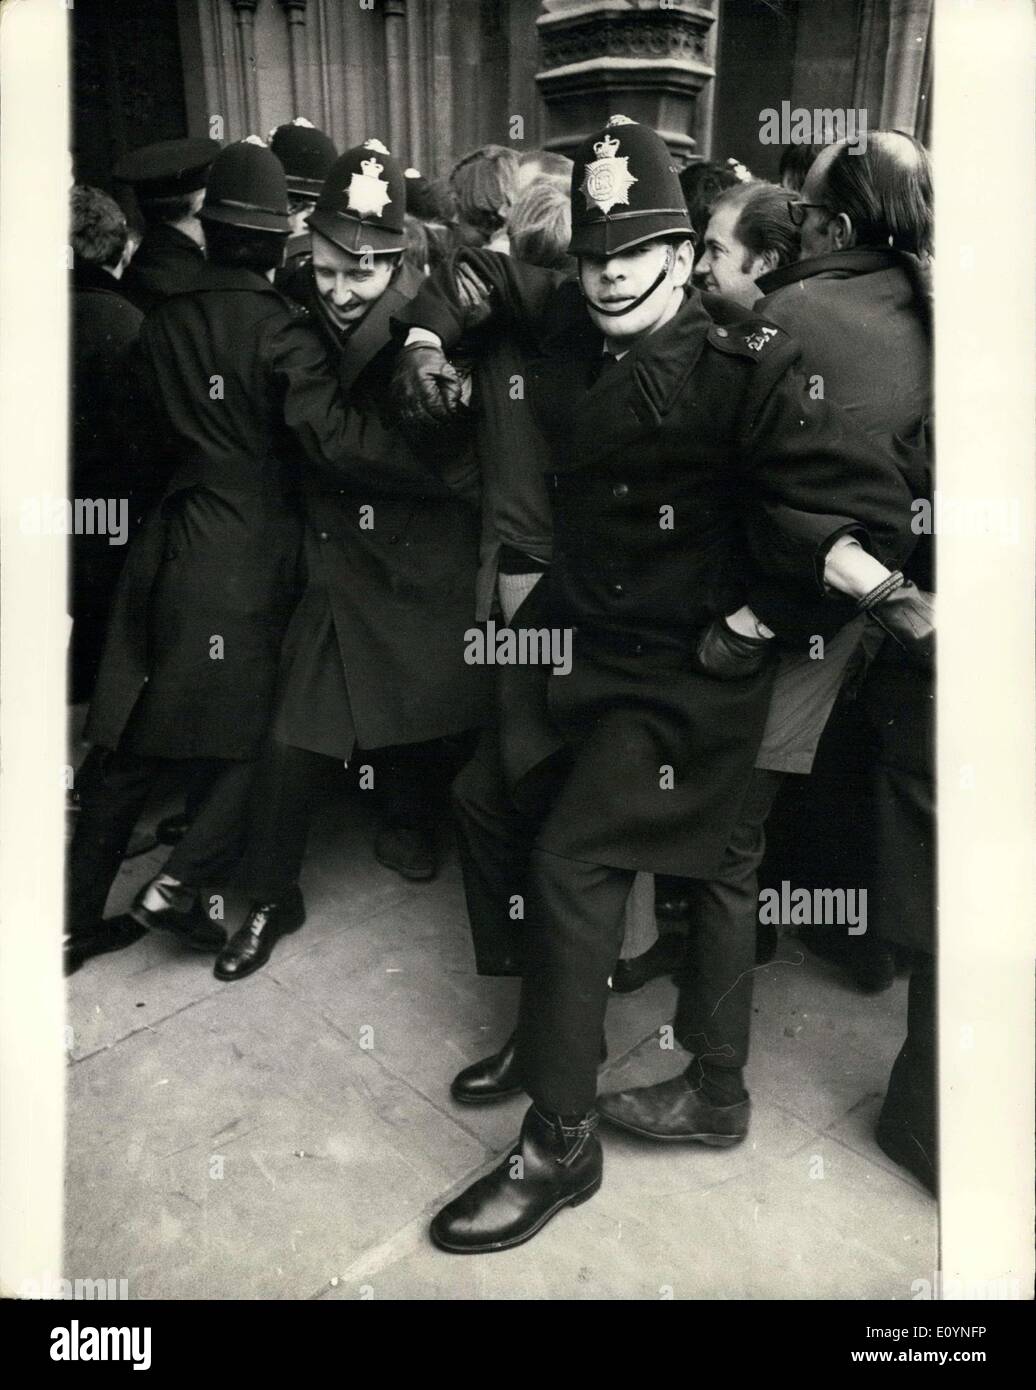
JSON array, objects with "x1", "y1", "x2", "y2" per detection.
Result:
[
  {"x1": 598, "y1": 1073, "x2": 750, "y2": 1145},
  {"x1": 610, "y1": 933, "x2": 684, "y2": 993},
  {"x1": 451, "y1": 1032, "x2": 524, "y2": 1105},
  {"x1": 64, "y1": 915, "x2": 146, "y2": 977},
  {"x1": 374, "y1": 825, "x2": 436, "y2": 881},
  {"x1": 213, "y1": 887, "x2": 305, "y2": 982},
  {"x1": 451, "y1": 1031, "x2": 608, "y2": 1105},
  {"x1": 130, "y1": 874, "x2": 224, "y2": 952},
  {"x1": 430, "y1": 1105, "x2": 602, "y2": 1254}
]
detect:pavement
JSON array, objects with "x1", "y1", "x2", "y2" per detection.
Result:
[{"x1": 64, "y1": 782, "x2": 936, "y2": 1301}]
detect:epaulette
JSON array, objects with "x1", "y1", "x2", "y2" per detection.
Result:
[{"x1": 706, "y1": 319, "x2": 784, "y2": 360}]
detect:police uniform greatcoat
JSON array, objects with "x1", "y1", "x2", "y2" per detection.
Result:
[
  {"x1": 271, "y1": 260, "x2": 491, "y2": 760},
  {"x1": 120, "y1": 222, "x2": 206, "y2": 315},
  {"x1": 85, "y1": 261, "x2": 450, "y2": 763},
  {"x1": 400, "y1": 251, "x2": 916, "y2": 880}
]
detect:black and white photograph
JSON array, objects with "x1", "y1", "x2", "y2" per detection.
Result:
[{"x1": 0, "y1": 0, "x2": 1032, "y2": 1336}]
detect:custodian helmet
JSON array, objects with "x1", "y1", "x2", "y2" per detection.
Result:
[
  {"x1": 198, "y1": 139, "x2": 291, "y2": 234},
  {"x1": 307, "y1": 139, "x2": 407, "y2": 255},
  {"x1": 568, "y1": 115, "x2": 692, "y2": 258}
]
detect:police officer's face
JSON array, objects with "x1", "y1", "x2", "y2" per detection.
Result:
[
  {"x1": 694, "y1": 202, "x2": 772, "y2": 309},
  {"x1": 579, "y1": 239, "x2": 693, "y2": 341},
  {"x1": 311, "y1": 232, "x2": 397, "y2": 328}
]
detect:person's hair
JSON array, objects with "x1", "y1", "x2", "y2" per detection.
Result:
[
  {"x1": 137, "y1": 190, "x2": 203, "y2": 226},
  {"x1": 402, "y1": 213, "x2": 430, "y2": 276},
  {"x1": 778, "y1": 143, "x2": 824, "y2": 193},
  {"x1": 507, "y1": 176, "x2": 574, "y2": 272},
  {"x1": 819, "y1": 131, "x2": 933, "y2": 256},
  {"x1": 710, "y1": 180, "x2": 800, "y2": 271},
  {"x1": 406, "y1": 174, "x2": 457, "y2": 223},
  {"x1": 519, "y1": 148, "x2": 574, "y2": 182},
  {"x1": 70, "y1": 185, "x2": 128, "y2": 269},
  {"x1": 448, "y1": 144, "x2": 521, "y2": 240},
  {"x1": 203, "y1": 220, "x2": 286, "y2": 273},
  {"x1": 677, "y1": 160, "x2": 740, "y2": 245}
]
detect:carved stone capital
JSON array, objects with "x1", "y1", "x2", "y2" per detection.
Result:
[{"x1": 536, "y1": 1, "x2": 717, "y2": 162}]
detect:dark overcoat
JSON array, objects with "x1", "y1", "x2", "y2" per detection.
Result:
[
  {"x1": 69, "y1": 260, "x2": 146, "y2": 702},
  {"x1": 120, "y1": 222, "x2": 206, "y2": 315},
  {"x1": 399, "y1": 252, "x2": 916, "y2": 877},
  {"x1": 85, "y1": 264, "x2": 452, "y2": 762},
  {"x1": 270, "y1": 262, "x2": 491, "y2": 760}
]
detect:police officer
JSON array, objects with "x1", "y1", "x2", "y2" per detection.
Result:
[
  {"x1": 67, "y1": 139, "x2": 436, "y2": 976},
  {"x1": 394, "y1": 116, "x2": 917, "y2": 1253},
  {"x1": 268, "y1": 118, "x2": 338, "y2": 286},
  {"x1": 114, "y1": 138, "x2": 219, "y2": 314},
  {"x1": 213, "y1": 141, "x2": 490, "y2": 983}
]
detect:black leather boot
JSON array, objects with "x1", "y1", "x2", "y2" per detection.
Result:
[
  {"x1": 451, "y1": 1031, "x2": 609, "y2": 1105},
  {"x1": 213, "y1": 887, "x2": 305, "y2": 982},
  {"x1": 451, "y1": 1031, "x2": 523, "y2": 1104},
  {"x1": 430, "y1": 1105, "x2": 602, "y2": 1254},
  {"x1": 130, "y1": 874, "x2": 224, "y2": 952}
]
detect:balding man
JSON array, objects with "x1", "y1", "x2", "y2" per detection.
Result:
[{"x1": 765, "y1": 131, "x2": 932, "y2": 437}]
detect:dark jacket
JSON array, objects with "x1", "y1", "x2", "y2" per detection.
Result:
[
  {"x1": 756, "y1": 246, "x2": 933, "y2": 591},
  {"x1": 757, "y1": 250, "x2": 936, "y2": 951},
  {"x1": 749, "y1": 246, "x2": 934, "y2": 774},
  {"x1": 86, "y1": 264, "x2": 448, "y2": 761},
  {"x1": 269, "y1": 261, "x2": 491, "y2": 759},
  {"x1": 121, "y1": 222, "x2": 206, "y2": 315},
  {"x1": 69, "y1": 260, "x2": 147, "y2": 701},
  {"x1": 397, "y1": 251, "x2": 916, "y2": 876}
]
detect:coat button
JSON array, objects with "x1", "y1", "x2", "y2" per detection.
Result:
[
  {"x1": 612, "y1": 482, "x2": 629, "y2": 499},
  {"x1": 611, "y1": 582, "x2": 624, "y2": 597},
  {"x1": 319, "y1": 531, "x2": 329, "y2": 541}
]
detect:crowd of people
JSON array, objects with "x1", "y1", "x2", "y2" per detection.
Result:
[{"x1": 67, "y1": 112, "x2": 935, "y2": 1254}]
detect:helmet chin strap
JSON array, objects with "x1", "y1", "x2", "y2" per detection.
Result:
[{"x1": 582, "y1": 245, "x2": 675, "y2": 317}]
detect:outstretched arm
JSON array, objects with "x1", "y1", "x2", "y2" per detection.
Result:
[{"x1": 265, "y1": 316, "x2": 453, "y2": 500}]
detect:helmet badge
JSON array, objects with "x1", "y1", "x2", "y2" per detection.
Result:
[
  {"x1": 346, "y1": 154, "x2": 392, "y2": 218},
  {"x1": 580, "y1": 131, "x2": 638, "y2": 216}
]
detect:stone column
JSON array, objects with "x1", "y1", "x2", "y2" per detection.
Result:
[
  {"x1": 535, "y1": 0, "x2": 719, "y2": 165},
  {"x1": 384, "y1": 0, "x2": 410, "y2": 158},
  {"x1": 229, "y1": 0, "x2": 260, "y2": 133},
  {"x1": 279, "y1": 0, "x2": 311, "y2": 116},
  {"x1": 880, "y1": 0, "x2": 933, "y2": 138}
]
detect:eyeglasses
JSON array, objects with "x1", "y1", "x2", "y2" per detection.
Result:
[{"x1": 787, "y1": 199, "x2": 831, "y2": 227}]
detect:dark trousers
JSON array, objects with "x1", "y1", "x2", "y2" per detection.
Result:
[
  {"x1": 453, "y1": 742, "x2": 782, "y2": 1113},
  {"x1": 66, "y1": 750, "x2": 255, "y2": 938},
  {"x1": 673, "y1": 767, "x2": 783, "y2": 1070},
  {"x1": 240, "y1": 736, "x2": 469, "y2": 901},
  {"x1": 453, "y1": 730, "x2": 633, "y2": 1113},
  {"x1": 878, "y1": 955, "x2": 936, "y2": 1186}
]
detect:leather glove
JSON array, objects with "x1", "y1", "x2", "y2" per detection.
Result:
[
  {"x1": 696, "y1": 616, "x2": 775, "y2": 680},
  {"x1": 392, "y1": 342, "x2": 464, "y2": 427},
  {"x1": 857, "y1": 573, "x2": 934, "y2": 666}
]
